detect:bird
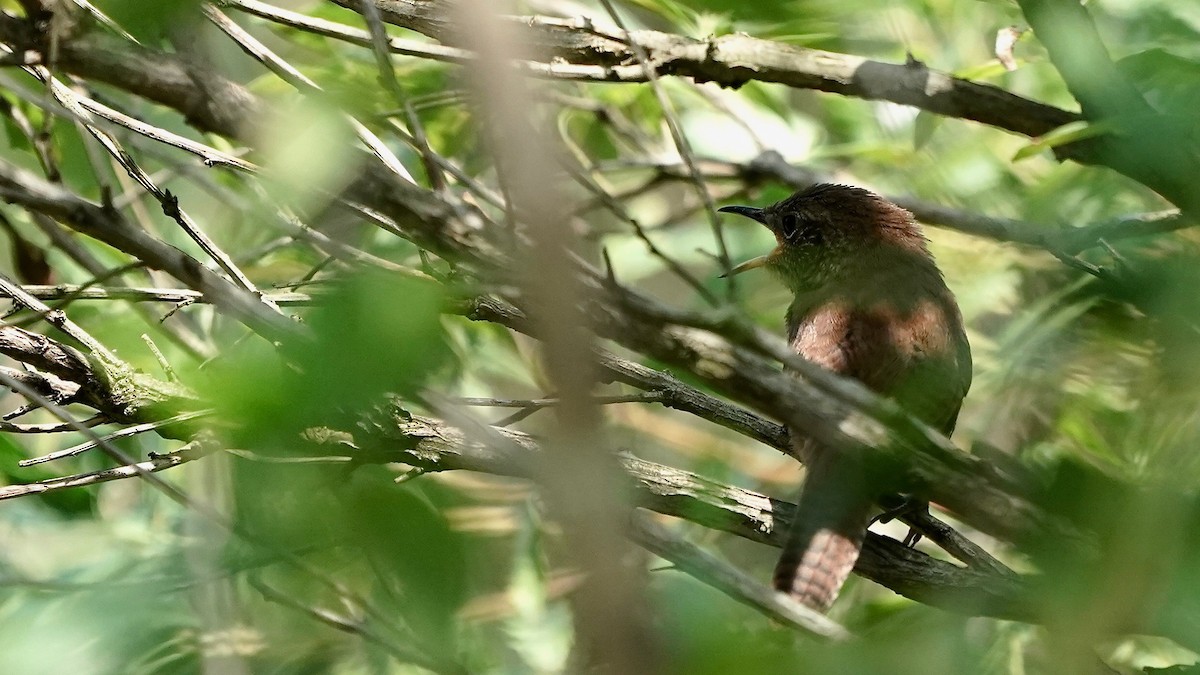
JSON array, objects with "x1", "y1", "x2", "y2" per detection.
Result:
[{"x1": 719, "y1": 184, "x2": 972, "y2": 612}]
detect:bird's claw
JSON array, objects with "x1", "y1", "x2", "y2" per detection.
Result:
[{"x1": 871, "y1": 496, "x2": 929, "y2": 548}]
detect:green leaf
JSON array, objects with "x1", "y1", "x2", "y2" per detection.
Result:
[
  {"x1": 1012, "y1": 120, "x2": 1118, "y2": 161},
  {"x1": 956, "y1": 59, "x2": 1020, "y2": 82},
  {"x1": 338, "y1": 468, "x2": 467, "y2": 655},
  {"x1": 90, "y1": 0, "x2": 203, "y2": 43},
  {"x1": 209, "y1": 271, "x2": 452, "y2": 450},
  {"x1": 1117, "y1": 48, "x2": 1200, "y2": 119},
  {"x1": 913, "y1": 110, "x2": 942, "y2": 150}
]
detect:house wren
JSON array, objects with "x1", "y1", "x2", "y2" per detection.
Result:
[{"x1": 720, "y1": 184, "x2": 972, "y2": 611}]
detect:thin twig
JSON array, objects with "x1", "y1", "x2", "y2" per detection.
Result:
[
  {"x1": 595, "y1": 0, "x2": 733, "y2": 292},
  {"x1": 0, "y1": 413, "x2": 107, "y2": 433},
  {"x1": 0, "y1": 70, "x2": 254, "y2": 171},
  {"x1": 902, "y1": 510, "x2": 1015, "y2": 578},
  {"x1": 455, "y1": 391, "x2": 665, "y2": 409},
  {"x1": 141, "y1": 333, "x2": 177, "y2": 381},
  {"x1": 22, "y1": 66, "x2": 266, "y2": 295},
  {"x1": 347, "y1": 0, "x2": 474, "y2": 219},
  {"x1": 202, "y1": 3, "x2": 416, "y2": 185},
  {"x1": 0, "y1": 269, "x2": 120, "y2": 365},
  {"x1": 19, "y1": 410, "x2": 213, "y2": 467},
  {"x1": 0, "y1": 284, "x2": 315, "y2": 306},
  {"x1": 559, "y1": 160, "x2": 718, "y2": 304},
  {"x1": 0, "y1": 440, "x2": 207, "y2": 501},
  {"x1": 247, "y1": 574, "x2": 456, "y2": 673},
  {"x1": 0, "y1": 370, "x2": 196, "y2": 495}
]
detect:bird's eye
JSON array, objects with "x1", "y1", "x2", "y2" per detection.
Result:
[{"x1": 779, "y1": 213, "x2": 799, "y2": 241}]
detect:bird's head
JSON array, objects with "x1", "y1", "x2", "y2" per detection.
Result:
[{"x1": 719, "y1": 184, "x2": 930, "y2": 292}]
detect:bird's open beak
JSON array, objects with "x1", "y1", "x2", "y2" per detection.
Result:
[
  {"x1": 718, "y1": 204, "x2": 773, "y2": 278},
  {"x1": 720, "y1": 255, "x2": 771, "y2": 278}
]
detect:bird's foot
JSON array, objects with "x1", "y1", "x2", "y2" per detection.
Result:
[{"x1": 871, "y1": 495, "x2": 929, "y2": 548}]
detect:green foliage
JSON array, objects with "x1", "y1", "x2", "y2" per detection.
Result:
[
  {"x1": 1012, "y1": 120, "x2": 1122, "y2": 161},
  {"x1": 3, "y1": 0, "x2": 1200, "y2": 672},
  {"x1": 210, "y1": 272, "x2": 451, "y2": 449}
]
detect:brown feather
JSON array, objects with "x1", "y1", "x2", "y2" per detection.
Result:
[{"x1": 723, "y1": 184, "x2": 971, "y2": 611}]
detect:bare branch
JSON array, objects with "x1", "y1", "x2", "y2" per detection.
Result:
[
  {"x1": 19, "y1": 409, "x2": 213, "y2": 466},
  {"x1": 630, "y1": 515, "x2": 851, "y2": 640},
  {"x1": 459, "y1": 291, "x2": 1066, "y2": 546},
  {"x1": 0, "y1": 160, "x2": 302, "y2": 342},
  {"x1": 594, "y1": 0, "x2": 734, "y2": 288},
  {"x1": 202, "y1": 4, "x2": 417, "y2": 185},
  {"x1": 597, "y1": 150, "x2": 1190, "y2": 251},
  {"x1": 0, "y1": 440, "x2": 208, "y2": 501},
  {"x1": 342, "y1": 409, "x2": 1036, "y2": 621},
  {"x1": 0, "y1": 268, "x2": 120, "y2": 364},
  {"x1": 335, "y1": 0, "x2": 1081, "y2": 157},
  {"x1": 0, "y1": 284, "x2": 315, "y2": 305},
  {"x1": 0, "y1": 324, "x2": 92, "y2": 383}
]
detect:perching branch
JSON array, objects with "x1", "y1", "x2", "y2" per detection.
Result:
[{"x1": 343, "y1": 407, "x2": 1035, "y2": 622}]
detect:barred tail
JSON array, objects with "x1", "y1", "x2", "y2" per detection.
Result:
[
  {"x1": 773, "y1": 520, "x2": 867, "y2": 612},
  {"x1": 773, "y1": 452, "x2": 873, "y2": 612}
]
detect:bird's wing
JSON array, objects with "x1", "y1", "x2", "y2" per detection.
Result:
[
  {"x1": 789, "y1": 295, "x2": 971, "y2": 433},
  {"x1": 776, "y1": 294, "x2": 970, "y2": 610}
]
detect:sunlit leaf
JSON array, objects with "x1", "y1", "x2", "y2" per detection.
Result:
[{"x1": 1012, "y1": 120, "x2": 1119, "y2": 161}]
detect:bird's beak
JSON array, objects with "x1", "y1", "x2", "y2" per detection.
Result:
[
  {"x1": 717, "y1": 205, "x2": 768, "y2": 224},
  {"x1": 720, "y1": 254, "x2": 771, "y2": 278},
  {"x1": 718, "y1": 204, "x2": 773, "y2": 277}
]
